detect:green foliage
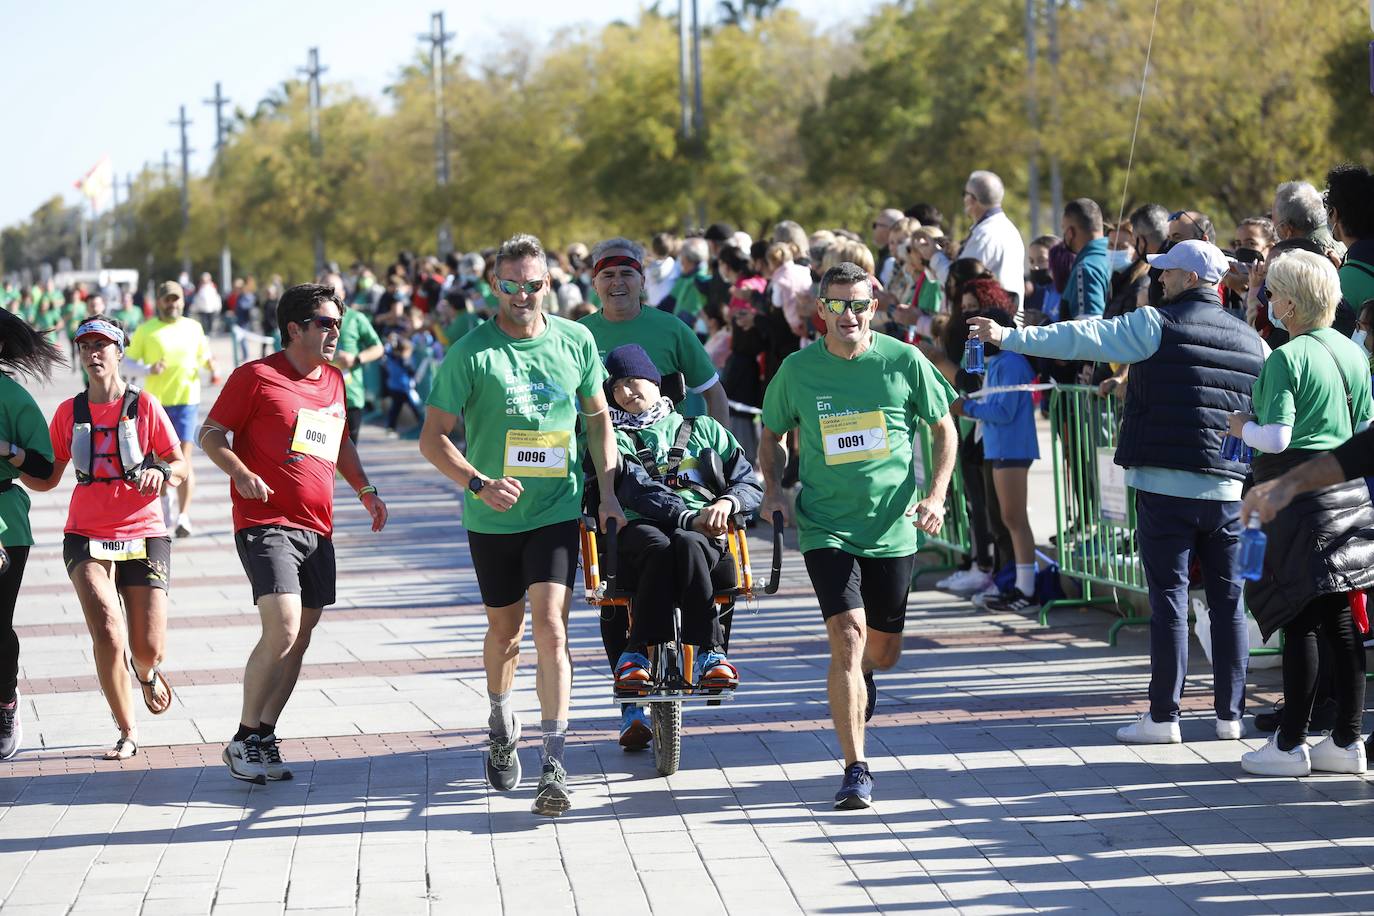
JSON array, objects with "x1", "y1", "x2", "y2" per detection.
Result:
[{"x1": 5, "y1": 1, "x2": 1371, "y2": 281}]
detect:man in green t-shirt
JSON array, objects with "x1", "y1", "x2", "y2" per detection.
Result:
[
  {"x1": 329, "y1": 291, "x2": 384, "y2": 443},
  {"x1": 760, "y1": 261, "x2": 957, "y2": 810},
  {"x1": 420, "y1": 233, "x2": 625, "y2": 818},
  {"x1": 125, "y1": 281, "x2": 220, "y2": 537},
  {"x1": 578, "y1": 237, "x2": 729, "y2": 425}
]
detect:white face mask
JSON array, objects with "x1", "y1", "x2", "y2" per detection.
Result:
[
  {"x1": 1267, "y1": 298, "x2": 1286, "y2": 332},
  {"x1": 1108, "y1": 248, "x2": 1134, "y2": 273},
  {"x1": 1353, "y1": 328, "x2": 1369, "y2": 352}
]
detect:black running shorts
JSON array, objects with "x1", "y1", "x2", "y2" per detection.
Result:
[
  {"x1": 803, "y1": 548, "x2": 917, "y2": 634},
  {"x1": 234, "y1": 524, "x2": 337, "y2": 609},
  {"x1": 467, "y1": 519, "x2": 580, "y2": 608},
  {"x1": 63, "y1": 534, "x2": 172, "y2": 591}
]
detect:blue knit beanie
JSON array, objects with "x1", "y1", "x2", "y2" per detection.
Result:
[{"x1": 604, "y1": 344, "x2": 661, "y2": 388}]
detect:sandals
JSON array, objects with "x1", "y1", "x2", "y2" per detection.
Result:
[
  {"x1": 130, "y1": 659, "x2": 174, "y2": 715},
  {"x1": 104, "y1": 735, "x2": 138, "y2": 760}
]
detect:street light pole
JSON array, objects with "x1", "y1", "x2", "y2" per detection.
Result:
[
  {"x1": 169, "y1": 105, "x2": 194, "y2": 276},
  {"x1": 419, "y1": 12, "x2": 456, "y2": 257},
  {"x1": 299, "y1": 48, "x2": 328, "y2": 276},
  {"x1": 204, "y1": 81, "x2": 233, "y2": 295}
]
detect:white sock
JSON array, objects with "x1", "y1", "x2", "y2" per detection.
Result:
[{"x1": 1015, "y1": 564, "x2": 1036, "y2": 596}]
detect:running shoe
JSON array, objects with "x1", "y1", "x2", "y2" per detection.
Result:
[
  {"x1": 1215, "y1": 718, "x2": 1244, "y2": 740},
  {"x1": 863, "y1": 670, "x2": 877, "y2": 723},
  {"x1": 485, "y1": 716, "x2": 522, "y2": 791},
  {"x1": 0, "y1": 692, "x2": 19, "y2": 760},
  {"x1": 693, "y1": 649, "x2": 739, "y2": 690},
  {"x1": 174, "y1": 515, "x2": 193, "y2": 538},
  {"x1": 614, "y1": 651, "x2": 653, "y2": 694},
  {"x1": 619, "y1": 705, "x2": 651, "y2": 750},
  {"x1": 936, "y1": 568, "x2": 993, "y2": 594},
  {"x1": 983, "y1": 588, "x2": 1037, "y2": 613},
  {"x1": 834, "y1": 761, "x2": 874, "y2": 810},
  {"x1": 259, "y1": 734, "x2": 294, "y2": 781},
  {"x1": 531, "y1": 759, "x2": 572, "y2": 817},
  {"x1": 223, "y1": 735, "x2": 268, "y2": 785}
]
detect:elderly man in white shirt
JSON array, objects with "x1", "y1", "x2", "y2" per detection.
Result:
[{"x1": 920, "y1": 170, "x2": 1026, "y2": 310}]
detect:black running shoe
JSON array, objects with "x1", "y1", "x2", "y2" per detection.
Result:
[{"x1": 983, "y1": 588, "x2": 1037, "y2": 613}]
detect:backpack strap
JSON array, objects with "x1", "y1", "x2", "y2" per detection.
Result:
[
  {"x1": 627, "y1": 428, "x2": 662, "y2": 481},
  {"x1": 1306, "y1": 332, "x2": 1357, "y2": 431},
  {"x1": 663, "y1": 415, "x2": 696, "y2": 479}
]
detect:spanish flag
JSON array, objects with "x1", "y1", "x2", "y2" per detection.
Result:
[{"x1": 75, "y1": 154, "x2": 114, "y2": 211}]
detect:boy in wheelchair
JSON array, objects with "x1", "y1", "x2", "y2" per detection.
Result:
[{"x1": 598, "y1": 345, "x2": 763, "y2": 734}]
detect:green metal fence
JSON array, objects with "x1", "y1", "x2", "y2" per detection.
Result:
[{"x1": 912, "y1": 417, "x2": 973, "y2": 574}]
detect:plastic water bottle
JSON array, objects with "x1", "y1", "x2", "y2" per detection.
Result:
[
  {"x1": 1238, "y1": 515, "x2": 1267, "y2": 581},
  {"x1": 965, "y1": 337, "x2": 985, "y2": 375},
  {"x1": 1220, "y1": 433, "x2": 1253, "y2": 464}
]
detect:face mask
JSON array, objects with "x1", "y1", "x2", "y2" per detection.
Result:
[
  {"x1": 1267, "y1": 300, "x2": 1286, "y2": 332},
  {"x1": 1352, "y1": 329, "x2": 1368, "y2": 351},
  {"x1": 1030, "y1": 268, "x2": 1052, "y2": 287},
  {"x1": 1108, "y1": 249, "x2": 1134, "y2": 273},
  {"x1": 694, "y1": 317, "x2": 709, "y2": 337}
]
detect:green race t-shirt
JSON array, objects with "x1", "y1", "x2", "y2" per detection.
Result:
[
  {"x1": 578, "y1": 306, "x2": 719, "y2": 416},
  {"x1": 0, "y1": 374, "x2": 54, "y2": 547},
  {"x1": 1252, "y1": 327, "x2": 1374, "y2": 452},
  {"x1": 614, "y1": 411, "x2": 740, "y2": 518},
  {"x1": 125, "y1": 316, "x2": 211, "y2": 407},
  {"x1": 336, "y1": 307, "x2": 383, "y2": 409},
  {"x1": 427, "y1": 314, "x2": 606, "y2": 534},
  {"x1": 762, "y1": 333, "x2": 956, "y2": 557},
  {"x1": 443, "y1": 310, "x2": 484, "y2": 346}
]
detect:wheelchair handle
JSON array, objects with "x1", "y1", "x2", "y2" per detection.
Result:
[
  {"x1": 601, "y1": 516, "x2": 619, "y2": 592},
  {"x1": 764, "y1": 510, "x2": 784, "y2": 595}
]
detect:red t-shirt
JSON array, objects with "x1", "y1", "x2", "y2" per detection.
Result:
[
  {"x1": 49, "y1": 389, "x2": 179, "y2": 539},
  {"x1": 207, "y1": 351, "x2": 347, "y2": 537}
]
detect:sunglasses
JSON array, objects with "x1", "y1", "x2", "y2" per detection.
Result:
[
  {"x1": 820, "y1": 297, "x2": 874, "y2": 315},
  {"x1": 306, "y1": 315, "x2": 342, "y2": 332},
  {"x1": 1169, "y1": 210, "x2": 1207, "y2": 238},
  {"x1": 497, "y1": 278, "x2": 546, "y2": 296},
  {"x1": 872, "y1": 221, "x2": 891, "y2": 230}
]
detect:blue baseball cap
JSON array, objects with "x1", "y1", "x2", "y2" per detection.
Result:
[{"x1": 1145, "y1": 239, "x2": 1230, "y2": 284}]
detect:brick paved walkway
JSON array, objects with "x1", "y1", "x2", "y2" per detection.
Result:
[{"x1": 2, "y1": 339, "x2": 1371, "y2": 915}]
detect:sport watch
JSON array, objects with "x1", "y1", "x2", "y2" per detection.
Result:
[{"x1": 468, "y1": 476, "x2": 486, "y2": 495}]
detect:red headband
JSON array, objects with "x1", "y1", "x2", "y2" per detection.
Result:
[{"x1": 593, "y1": 254, "x2": 643, "y2": 276}]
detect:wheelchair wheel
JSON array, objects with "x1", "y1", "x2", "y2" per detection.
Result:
[{"x1": 651, "y1": 701, "x2": 681, "y2": 776}]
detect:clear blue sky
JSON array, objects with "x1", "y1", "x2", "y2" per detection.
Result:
[{"x1": 0, "y1": 0, "x2": 876, "y2": 230}]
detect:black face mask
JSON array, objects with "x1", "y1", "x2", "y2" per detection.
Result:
[{"x1": 1030, "y1": 268, "x2": 1052, "y2": 287}]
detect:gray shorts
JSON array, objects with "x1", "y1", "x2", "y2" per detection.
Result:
[{"x1": 234, "y1": 525, "x2": 336, "y2": 608}]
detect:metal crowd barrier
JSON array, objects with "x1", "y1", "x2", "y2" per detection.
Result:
[{"x1": 911, "y1": 417, "x2": 974, "y2": 574}]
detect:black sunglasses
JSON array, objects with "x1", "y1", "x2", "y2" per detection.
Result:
[{"x1": 306, "y1": 315, "x2": 341, "y2": 332}]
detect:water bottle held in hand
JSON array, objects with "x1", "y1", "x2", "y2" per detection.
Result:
[
  {"x1": 964, "y1": 337, "x2": 985, "y2": 375},
  {"x1": 1220, "y1": 433, "x2": 1253, "y2": 465},
  {"x1": 1238, "y1": 514, "x2": 1267, "y2": 581}
]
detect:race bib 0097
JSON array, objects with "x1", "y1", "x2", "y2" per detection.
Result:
[
  {"x1": 89, "y1": 538, "x2": 147, "y2": 562},
  {"x1": 503, "y1": 429, "x2": 572, "y2": 478},
  {"x1": 819, "y1": 410, "x2": 890, "y2": 466}
]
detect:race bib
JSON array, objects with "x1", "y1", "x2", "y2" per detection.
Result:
[
  {"x1": 290, "y1": 408, "x2": 345, "y2": 462},
  {"x1": 89, "y1": 538, "x2": 147, "y2": 562},
  {"x1": 819, "y1": 410, "x2": 890, "y2": 466},
  {"x1": 503, "y1": 429, "x2": 572, "y2": 478}
]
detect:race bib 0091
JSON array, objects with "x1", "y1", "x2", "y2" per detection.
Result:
[
  {"x1": 89, "y1": 538, "x2": 147, "y2": 562},
  {"x1": 819, "y1": 410, "x2": 890, "y2": 466},
  {"x1": 503, "y1": 429, "x2": 572, "y2": 478},
  {"x1": 290, "y1": 408, "x2": 345, "y2": 462}
]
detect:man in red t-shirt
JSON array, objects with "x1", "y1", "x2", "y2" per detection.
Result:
[{"x1": 200, "y1": 284, "x2": 388, "y2": 785}]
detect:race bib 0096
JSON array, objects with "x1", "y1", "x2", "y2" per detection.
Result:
[
  {"x1": 819, "y1": 410, "x2": 890, "y2": 466},
  {"x1": 89, "y1": 538, "x2": 147, "y2": 562},
  {"x1": 503, "y1": 429, "x2": 572, "y2": 478},
  {"x1": 291, "y1": 408, "x2": 345, "y2": 462}
]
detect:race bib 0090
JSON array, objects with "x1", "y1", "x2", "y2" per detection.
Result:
[
  {"x1": 503, "y1": 429, "x2": 572, "y2": 478},
  {"x1": 819, "y1": 410, "x2": 890, "y2": 466},
  {"x1": 89, "y1": 538, "x2": 147, "y2": 562},
  {"x1": 291, "y1": 408, "x2": 345, "y2": 462}
]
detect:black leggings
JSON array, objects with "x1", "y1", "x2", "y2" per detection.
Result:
[
  {"x1": 1278, "y1": 592, "x2": 1367, "y2": 751},
  {"x1": 0, "y1": 546, "x2": 29, "y2": 703}
]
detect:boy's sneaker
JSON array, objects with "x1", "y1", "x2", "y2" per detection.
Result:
[
  {"x1": 614, "y1": 651, "x2": 653, "y2": 694},
  {"x1": 1242, "y1": 735, "x2": 1311, "y2": 777},
  {"x1": 619, "y1": 705, "x2": 651, "y2": 750},
  {"x1": 0, "y1": 693, "x2": 20, "y2": 760},
  {"x1": 259, "y1": 734, "x2": 293, "y2": 781},
  {"x1": 983, "y1": 588, "x2": 1036, "y2": 613},
  {"x1": 863, "y1": 670, "x2": 877, "y2": 722},
  {"x1": 174, "y1": 514, "x2": 193, "y2": 538},
  {"x1": 531, "y1": 759, "x2": 572, "y2": 817},
  {"x1": 693, "y1": 649, "x2": 739, "y2": 690},
  {"x1": 485, "y1": 717, "x2": 522, "y2": 792},
  {"x1": 936, "y1": 568, "x2": 992, "y2": 594},
  {"x1": 1309, "y1": 733, "x2": 1367, "y2": 774},
  {"x1": 223, "y1": 735, "x2": 268, "y2": 785},
  {"x1": 834, "y1": 761, "x2": 874, "y2": 810},
  {"x1": 1116, "y1": 713, "x2": 1182, "y2": 745}
]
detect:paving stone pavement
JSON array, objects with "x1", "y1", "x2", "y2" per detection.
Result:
[{"x1": 2, "y1": 337, "x2": 1372, "y2": 915}]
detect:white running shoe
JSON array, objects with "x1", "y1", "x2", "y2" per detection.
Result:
[
  {"x1": 1215, "y1": 718, "x2": 1244, "y2": 740},
  {"x1": 937, "y1": 568, "x2": 993, "y2": 594},
  {"x1": 174, "y1": 515, "x2": 193, "y2": 538},
  {"x1": 1116, "y1": 713, "x2": 1182, "y2": 744},
  {"x1": 970, "y1": 582, "x2": 1002, "y2": 608},
  {"x1": 1309, "y1": 733, "x2": 1367, "y2": 774},
  {"x1": 1242, "y1": 735, "x2": 1311, "y2": 777}
]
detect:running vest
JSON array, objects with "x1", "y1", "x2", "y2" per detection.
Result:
[{"x1": 72, "y1": 387, "x2": 146, "y2": 485}]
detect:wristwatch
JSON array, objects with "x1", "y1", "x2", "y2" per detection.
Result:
[
  {"x1": 5, "y1": 442, "x2": 16, "y2": 462},
  {"x1": 468, "y1": 476, "x2": 486, "y2": 495}
]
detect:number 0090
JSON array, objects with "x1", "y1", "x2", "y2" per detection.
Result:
[{"x1": 305, "y1": 429, "x2": 327, "y2": 444}]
